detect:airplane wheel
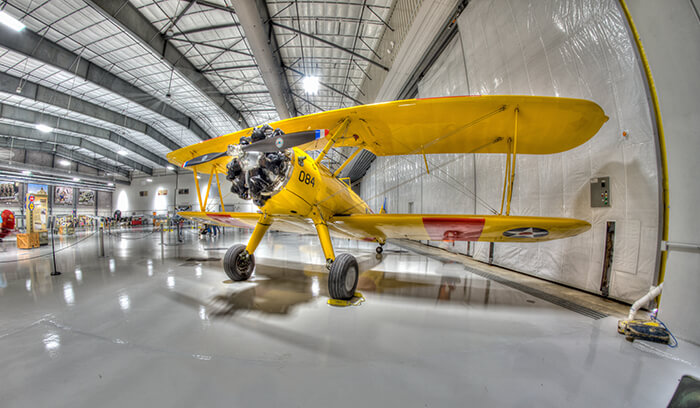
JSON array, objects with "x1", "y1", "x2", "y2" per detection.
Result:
[
  {"x1": 223, "y1": 244, "x2": 255, "y2": 281},
  {"x1": 328, "y1": 253, "x2": 358, "y2": 300},
  {"x1": 375, "y1": 245, "x2": 383, "y2": 254}
]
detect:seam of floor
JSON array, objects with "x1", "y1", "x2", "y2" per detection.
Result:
[{"x1": 390, "y1": 239, "x2": 631, "y2": 319}]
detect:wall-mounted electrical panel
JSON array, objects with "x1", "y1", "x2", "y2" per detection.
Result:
[{"x1": 590, "y1": 177, "x2": 610, "y2": 207}]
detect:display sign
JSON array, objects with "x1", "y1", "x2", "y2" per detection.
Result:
[
  {"x1": 25, "y1": 190, "x2": 48, "y2": 233},
  {"x1": 0, "y1": 182, "x2": 20, "y2": 202},
  {"x1": 157, "y1": 189, "x2": 168, "y2": 196},
  {"x1": 178, "y1": 188, "x2": 189, "y2": 195},
  {"x1": 78, "y1": 189, "x2": 95, "y2": 206},
  {"x1": 54, "y1": 186, "x2": 74, "y2": 205}
]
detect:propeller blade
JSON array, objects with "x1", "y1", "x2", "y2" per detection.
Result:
[
  {"x1": 181, "y1": 129, "x2": 328, "y2": 167},
  {"x1": 242, "y1": 129, "x2": 328, "y2": 152},
  {"x1": 182, "y1": 151, "x2": 228, "y2": 168}
]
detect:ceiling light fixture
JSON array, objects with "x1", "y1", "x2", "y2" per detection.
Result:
[
  {"x1": 166, "y1": 165, "x2": 174, "y2": 171},
  {"x1": 117, "y1": 150, "x2": 128, "y2": 156},
  {"x1": 108, "y1": 182, "x2": 114, "y2": 187},
  {"x1": 59, "y1": 159, "x2": 71, "y2": 166},
  {"x1": 35, "y1": 124, "x2": 53, "y2": 133},
  {"x1": 22, "y1": 170, "x2": 31, "y2": 175},
  {"x1": 146, "y1": 178, "x2": 153, "y2": 182},
  {"x1": 73, "y1": 177, "x2": 81, "y2": 182},
  {"x1": 0, "y1": 11, "x2": 25, "y2": 32},
  {"x1": 303, "y1": 76, "x2": 319, "y2": 94}
]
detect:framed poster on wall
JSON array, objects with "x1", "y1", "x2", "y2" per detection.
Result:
[
  {"x1": 78, "y1": 189, "x2": 95, "y2": 206},
  {"x1": 0, "y1": 182, "x2": 20, "y2": 203},
  {"x1": 54, "y1": 186, "x2": 74, "y2": 205},
  {"x1": 27, "y1": 183, "x2": 48, "y2": 195}
]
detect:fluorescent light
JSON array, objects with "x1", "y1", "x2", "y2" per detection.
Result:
[
  {"x1": 166, "y1": 165, "x2": 174, "y2": 170},
  {"x1": 59, "y1": 159, "x2": 70, "y2": 166},
  {"x1": 303, "y1": 76, "x2": 319, "y2": 94},
  {"x1": 117, "y1": 150, "x2": 128, "y2": 156},
  {"x1": 35, "y1": 124, "x2": 53, "y2": 133},
  {"x1": 108, "y1": 182, "x2": 114, "y2": 186},
  {"x1": 73, "y1": 177, "x2": 81, "y2": 182},
  {"x1": 146, "y1": 178, "x2": 153, "y2": 182},
  {"x1": 0, "y1": 11, "x2": 25, "y2": 32},
  {"x1": 22, "y1": 170, "x2": 31, "y2": 175}
]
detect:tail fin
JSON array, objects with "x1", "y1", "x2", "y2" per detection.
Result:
[{"x1": 380, "y1": 197, "x2": 387, "y2": 214}]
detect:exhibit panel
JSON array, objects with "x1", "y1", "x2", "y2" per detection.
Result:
[{"x1": 360, "y1": 0, "x2": 659, "y2": 303}]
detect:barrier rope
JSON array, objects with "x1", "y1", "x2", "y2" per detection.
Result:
[{"x1": 0, "y1": 231, "x2": 97, "y2": 264}]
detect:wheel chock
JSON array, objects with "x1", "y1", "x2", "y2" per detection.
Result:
[{"x1": 327, "y1": 292, "x2": 365, "y2": 307}]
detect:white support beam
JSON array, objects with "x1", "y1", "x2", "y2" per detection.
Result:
[{"x1": 231, "y1": 0, "x2": 297, "y2": 119}]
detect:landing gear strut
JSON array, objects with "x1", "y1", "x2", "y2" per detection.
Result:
[{"x1": 223, "y1": 244, "x2": 255, "y2": 281}]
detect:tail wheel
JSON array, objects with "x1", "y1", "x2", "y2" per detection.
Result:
[
  {"x1": 223, "y1": 244, "x2": 255, "y2": 281},
  {"x1": 375, "y1": 245, "x2": 383, "y2": 254},
  {"x1": 328, "y1": 253, "x2": 358, "y2": 300}
]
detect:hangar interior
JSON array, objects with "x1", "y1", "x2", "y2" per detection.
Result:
[{"x1": 0, "y1": 0, "x2": 699, "y2": 406}]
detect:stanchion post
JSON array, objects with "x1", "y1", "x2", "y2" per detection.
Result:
[
  {"x1": 99, "y1": 226, "x2": 105, "y2": 257},
  {"x1": 50, "y1": 216, "x2": 61, "y2": 276},
  {"x1": 160, "y1": 224, "x2": 164, "y2": 246}
]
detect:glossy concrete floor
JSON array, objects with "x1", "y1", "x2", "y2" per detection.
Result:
[{"x1": 1, "y1": 227, "x2": 698, "y2": 407}]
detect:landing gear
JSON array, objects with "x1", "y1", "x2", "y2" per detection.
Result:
[
  {"x1": 222, "y1": 214, "x2": 271, "y2": 282},
  {"x1": 328, "y1": 253, "x2": 358, "y2": 300},
  {"x1": 223, "y1": 244, "x2": 255, "y2": 281},
  {"x1": 375, "y1": 245, "x2": 383, "y2": 254}
]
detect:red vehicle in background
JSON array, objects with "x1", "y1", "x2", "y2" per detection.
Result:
[
  {"x1": 131, "y1": 216, "x2": 143, "y2": 226},
  {"x1": 1, "y1": 209, "x2": 15, "y2": 242}
]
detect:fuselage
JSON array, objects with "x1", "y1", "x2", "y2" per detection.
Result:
[{"x1": 261, "y1": 148, "x2": 372, "y2": 220}]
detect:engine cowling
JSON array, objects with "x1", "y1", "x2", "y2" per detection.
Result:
[{"x1": 225, "y1": 126, "x2": 294, "y2": 207}]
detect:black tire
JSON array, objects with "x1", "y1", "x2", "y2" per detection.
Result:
[
  {"x1": 223, "y1": 244, "x2": 255, "y2": 281},
  {"x1": 375, "y1": 246, "x2": 383, "y2": 254},
  {"x1": 328, "y1": 253, "x2": 358, "y2": 300}
]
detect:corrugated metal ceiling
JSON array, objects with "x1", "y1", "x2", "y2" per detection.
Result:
[{"x1": 0, "y1": 0, "x2": 396, "y2": 177}]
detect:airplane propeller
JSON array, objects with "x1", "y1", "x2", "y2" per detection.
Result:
[{"x1": 182, "y1": 129, "x2": 328, "y2": 168}]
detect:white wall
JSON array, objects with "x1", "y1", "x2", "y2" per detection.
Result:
[
  {"x1": 361, "y1": 0, "x2": 661, "y2": 303},
  {"x1": 113, "y1": 172, "x2": 255, "y2": 217},
  {"x1": 625, "y1": 0, "x2": 700, "y2": 344}
]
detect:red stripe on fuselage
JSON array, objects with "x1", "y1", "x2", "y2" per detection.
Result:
[{"x1": 422, "y1": 217, "x2": 485, "y2": 241}]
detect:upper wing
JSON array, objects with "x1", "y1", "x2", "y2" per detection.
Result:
[
  {"x1": 328, "y1": 214, "x2": 591, "y2": 242},
  {"x1": 166, "y1": 95, "x2": 607, "y2": 174}
]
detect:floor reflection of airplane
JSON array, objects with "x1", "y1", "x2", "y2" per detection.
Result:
[{"x1": 167, "y1": 95, "x2": 608, "y2": 300}]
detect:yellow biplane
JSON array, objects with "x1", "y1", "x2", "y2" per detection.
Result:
[{"x1": 167, "y1": 95, "x2": 607, "y2": 300}]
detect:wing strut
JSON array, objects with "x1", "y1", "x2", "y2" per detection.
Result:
[
  {"x1": 215, "y1": 170, "x2": 224, "y2": 211},
  {"x1": 333, "y1": 147, "x2": 363, "y2": 177},
  {"x1": 193, "y1": 168, "x2": 203, "y2": 211},
  {"x1": 499, "y1": 107, "x2": 520, "y2": 216},
  {"x1": 506, "y1": 107, "x2": 520, "y2": 216},
  {"x1": 316, "y1": 117, "x2": 350, "y2": 164},
  {"x1": 202, "y1": 172, "x2": 214, "y2": 211}
]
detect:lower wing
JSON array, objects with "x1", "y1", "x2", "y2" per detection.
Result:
[
  {"x1": 328, "y1": 214, "x2": 590, "y2": 242},
  {"x1": 178, "y1": 211, "x2": 590, "y2": 243},
  {"x1": 177, "y1": 211, "x2": 317, "y2": 236}
]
